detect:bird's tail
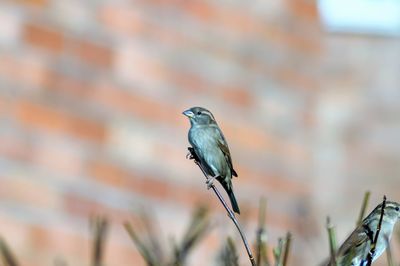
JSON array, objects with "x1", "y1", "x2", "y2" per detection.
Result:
[{"x1": 227, "y1": 187, "x2": 240, "y2": 214}]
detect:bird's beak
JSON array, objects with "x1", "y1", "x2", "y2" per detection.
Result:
[{"x1": 182, "y1": 109, "x2": 194, "y2": 118}]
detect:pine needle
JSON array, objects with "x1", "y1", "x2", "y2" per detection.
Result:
[
  {"x1": 326, "y1": 216, "x2": 337, "y2": 266},
  {"x1": 218, "y1": 237, "x2": 239, "y2": 266},
  {"x1": 255, "y1": 197, "x2": 270, "y2": 266},
  {"x1": 0, "y1": 237, "x2": 19, "y2": 266},
  {"x1": 172, "y1": 206, "x2": 210, "y2": 265},
  {"x1": 356, "y1": 191, "x2": 371, "y2": 227},
  {"x1": 91, "y1": 216, "x2": 108, "y2": 266},
  {"x1": 124, "y1": 222, "x2": 160, "y2": 266}
]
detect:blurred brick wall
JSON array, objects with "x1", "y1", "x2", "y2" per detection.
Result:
[{"x1": 0, "y1": 0, "x2": 399, "y2": 265}]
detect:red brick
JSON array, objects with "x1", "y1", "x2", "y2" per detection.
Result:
[
  {"x1": 63, "y1": 193, "x2": 133, "y2": 223},
  {"x1": 179, "y1": 1, "x2": 320, "y2": 54},
  {"x1": 98, "y1": 6, "x2": 145, "y2": 34},
  {"x1": 245, "y1": 204, "x2": 298, "y2": 232},
  {"x1": 274, "y1": 67, "x2": 318, "y2": 91},
  {"x1": 261, "y1": 27, "x2": 320, "y2": 56},
  {"x1": 0, "y1": 177, "x2": 60, "y2": 210},
  {"x1": 86, "y1": 160, "x2": 141, "y2": 189},
  {"x1": 87, "y1": 159, "x2": 210, "y2": 207},
  {"x1": 45, "y1": 70, "x2": 90, "y2": 95},
  {"x1": 0, "y1": 95, "x2": 12, "y2": 118},
  {"x1": 99, "y1": 3, "x2": 319, "y2": 57},
  {"x1": 23, "y1": 23, "x2": 65, "y2": 53},
  {"x1": 32, "y1": 139, "x2": 84, "y2": 176},
  {"x1": 29, "y1": 225, "x2": 88, "y2": 264},
  {"x1": 92, "y1": 83, "x2": 183, "y2": 126},
  {"x1": 286, "y1": 0, "x2": 319, "y2": 21},
  {"x1": 74, "y1": 40, "x2": 113, "y2": 67},
  {"x1": 0, "y1": 214, "x2": 31, "y2": 250},
  {"x1": 105, "y1": 242, "x2": 145, "y2": 266},
  {"x1": 222, "y1": 121, "x2": 274, "y2": 152},
  {"x1": 0, "y1": 135, "x2": 32, "y2": 163},
  {"x1": 167, "y1": 71, "x2": 209, "y2": 93},
  {"x1": 15, "y1": 101, "x2": 107, "y2": 142},
  {"x1": 182, "y1": 1, "x2": 217, "y2": 21},
  {"x1": 16, "y1": 0, "x2": 47, "y2": 6},
  {"x1": 45, "y1": 72, "x2": 183, "y2": 126},
  {"x1": 219, "y1": 87, "x2": 253, "y2": 107},
  {"x1": 0, "y1": 54, "x2": 48, "y2": 88}
]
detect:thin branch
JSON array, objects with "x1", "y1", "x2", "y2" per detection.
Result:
[
  {"x1": 356, "y1": 191, "x2": 371, "y2": 226},
  {"x1": 255, "y1": 197, "x2": 270, "y2": 266},
  {"x1": 326, "y1": 216, "x2": 337, "y2": 266},
  {"x1": 282, "y1": 232, "x2": 291, "y2": 266},
  {"x1": 366, "y1": 195, "x2": 386, "y2": 266},
  {"x1": 187, "y1": 147, "x2": 256, "y2": 266},
  {"x1": 0, "y1": 237, "x2": 19, "y2": 266}
]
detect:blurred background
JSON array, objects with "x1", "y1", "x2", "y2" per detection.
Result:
[{"x1": 0, "y1": 0, "x2": 400, "y2": 265}]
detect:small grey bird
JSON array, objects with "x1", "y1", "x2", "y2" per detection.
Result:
[
  {"x1": 183, "y1": 107, "x2": 240, "y2": 214},
  {"x1": 332, "y1": 201, "x2": 400, "y2": 266}
]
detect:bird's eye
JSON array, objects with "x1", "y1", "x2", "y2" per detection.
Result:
[
  {"x1": 396, "y1": 207, "x2": 399, "y2": 211},
  {"x1": 197, "y1": 111, "x2": 202, "y2": 115}
]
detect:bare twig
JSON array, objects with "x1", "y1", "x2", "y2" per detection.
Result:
[
  {"x1": 326, "y1": 216, "x2": 337, "y2": 266},
  {"x1": 187, "y1": 147, "x2": 256, "y2": 266},
  {"x1": 0, "y1": 237, "x2": 18, "y2": 266},
  {"x1": 91, "y1": 216, "x2": 108, "y2": 266},
  {"x1": 282, "y1": 232, "x2": 291, "y2": 266},
  {"x1": 356, "y1": 191, "x2": 371, "y2": 227},
  {"x1": 366, "y1": 195, "x2": 386, "y2": 266}
]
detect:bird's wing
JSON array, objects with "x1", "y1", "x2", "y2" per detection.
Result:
[
  {"x1": 215, "y1": 127, "x2": 238, "y2": 177},
  {"x1": 337, "y1": 226, "x2": 371, "y2": 265}
]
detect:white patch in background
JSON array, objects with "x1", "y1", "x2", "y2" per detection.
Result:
[
  {"x1": 107, "y1": 117, "x2": 200, "y2": 184},
  {"x1": 50, "y1": 0, "x2": 94, "y2": 34},
  {"x1": 107, "y1": 118, "x2": 156, "y2": 167},
  {"x1": 0, "y1": 6, "x2": 21, "y2": 46},
  {"x1": 318, "y1": 0, "x2": 400, "y2": 36}
]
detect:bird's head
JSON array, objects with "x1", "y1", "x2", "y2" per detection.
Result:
[
  {"x1": 383, "y1": 201, "x2": 400, "y2": 222},
  {"x1": 367, "y1": 201, "x2": 400, "y2": 224},
  {"x1": 182, "y1": 107, "x2": 217, "y2": 126}
]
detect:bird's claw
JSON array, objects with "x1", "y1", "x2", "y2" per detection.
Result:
[
  {"x1": 206, "y1": 176, "x2": 217, "y2": 189},
  {"x1": 186, "y1": 147, "x2": 197, "y2": 160}
]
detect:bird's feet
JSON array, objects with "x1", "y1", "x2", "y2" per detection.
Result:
[
  {"x1": 186, "y1": 147, "x2": 198, "y2": 161},
  {"x1": 206, "y1": 176, "x2": 217, "y2": 189}
]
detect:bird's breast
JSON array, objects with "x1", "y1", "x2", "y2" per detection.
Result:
[{"x1": 189, "y1": 126, "x2": 218, "y2": 148}]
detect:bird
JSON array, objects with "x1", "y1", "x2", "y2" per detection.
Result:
[
  {"x1": 331, "y1": 200, "x2": 400, "y2": 266},
  {"x1": 183, "y1": 107, "x2": 240, "y2": 214}
]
